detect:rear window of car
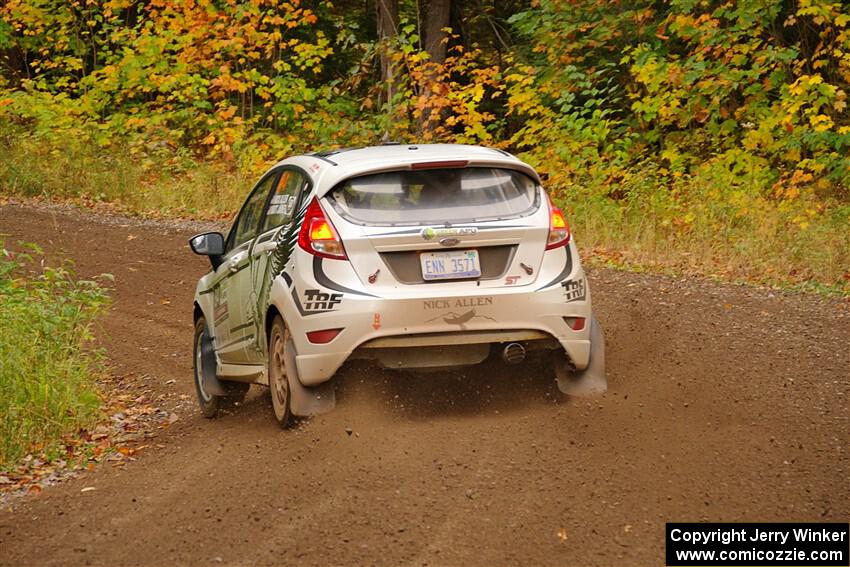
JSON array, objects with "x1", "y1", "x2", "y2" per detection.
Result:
[{"x1": 328, "y1": 167, "x2": 540, "y2": 226}]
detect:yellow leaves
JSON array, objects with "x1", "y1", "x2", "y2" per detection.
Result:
[
  {"x1": 794, "y1": 171, "x2": 814, "y2": 184},
  {"x1": 742, "y1": 129, "x2": 763, "y2": 152},
  {"x1": 797, "y1": 0, "x2": 849, "y2": 26},
  {"x1": 216, "y1": 105, "x2": 237, "y2": 120},
  {"x1": 789, "y1": 74, "x2": 825, "y2": 97},
  {"x1": 731, "y1": 53, "x2": 748, "y2": 66},
  {"x1": 210, "y1": 73, "x2": 246, "y2": 94},
  {"x1": 658, "y1": 98, "x2": 681, "y2": 120},
  {"x1": 506, "y1": 83, "x2": 539, "y2": 110},
  {"x1": 809, "y1": 113, "x2": 834, "y2": 131},
  {"x1": 783, "y1": 148, "x2": 802, "y2": 162},
  {"x1": 673, "y1": 14, "x2": 694, "y2": 28},
  {"x1": 631, "y1": 55, "x2": 664, "y2": 92},
  {"x1": 505, "y1": 71, "x2": 535, "y2": 88},
  {"x1": 272, "y1": 59, "x2": 291, "y2": 73},
  {"x1": 469, "y1": 83, "x2": 485, "y2": 104},
  {"x1": 788, "y1": 79, "x2": 806, "y2": 97}
]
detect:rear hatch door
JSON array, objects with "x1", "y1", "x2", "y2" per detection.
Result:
[{"x1": 324, "y1": 167, "x2": 550, "y2": 296}]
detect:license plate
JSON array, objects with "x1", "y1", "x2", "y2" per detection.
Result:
[{"x1": 420, "y1": 249, "x2": 481, "y2": 281}]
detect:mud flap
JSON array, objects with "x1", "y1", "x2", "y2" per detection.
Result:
[
  {"x1": 283, "y1": 337, "x2": 336, "y2": 417},
  {"x1": 201, "y1": 327, "x2": 227, "y2": 397},
  {"x1": 555, "y1": 316, "x2": 607, "y2": 396}
]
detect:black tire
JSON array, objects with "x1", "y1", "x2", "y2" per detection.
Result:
[
  {"x1": 268, "y1": 315, "x2": 293, "y2": 428},
  {"x1": 193, "y1": 316, "x2": 222, "y2": 418},
  {"x1": 193, "y1": 317, "x2": 251, "y2": 418}
]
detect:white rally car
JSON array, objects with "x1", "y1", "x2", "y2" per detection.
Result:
[{"x1": 189, "y1": 144, "x2": 606, "y2": 426}]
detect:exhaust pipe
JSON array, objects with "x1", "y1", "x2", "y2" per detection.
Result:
[{"x1": 502, "y1": 343, "x2": 526, "y2": 364}]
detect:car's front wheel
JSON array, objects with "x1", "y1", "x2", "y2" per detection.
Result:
[
  {"x1": 268, "y1": 315, "x2": 293, "y2": 428},
  {"x1": 193, "y1": 316, "x2": 250, "y2": 418}
]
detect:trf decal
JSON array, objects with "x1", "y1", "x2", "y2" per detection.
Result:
[
  {"x1": 561, "y1": 278, "x2": 586, "y2": 303},
  {"x1": 303, "y1": 289, "x2": 343, "y2": 311}
]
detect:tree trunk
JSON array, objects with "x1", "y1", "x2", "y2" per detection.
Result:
[
  {"x1": 418, "y1": 0, "x2": 451, "y2": 135},
  {"x1": 376, "y1": 0, "x2": 399, "y2": 108},
  {"x1": 423, "y1": 0, "x2": 450, "y2": 65}
]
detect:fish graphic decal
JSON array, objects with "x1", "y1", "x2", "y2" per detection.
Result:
[{"x1": 425, "y1": 309, "x2": 496, "y2": 325}]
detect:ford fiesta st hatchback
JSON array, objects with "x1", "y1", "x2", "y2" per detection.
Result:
[{"x1": 189, "y1": 144, "x2": 606, "y2": 426}]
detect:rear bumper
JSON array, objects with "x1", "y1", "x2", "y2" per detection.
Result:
[{"x1": 273, "y1": 273, "x2": 593, "y2": 386}]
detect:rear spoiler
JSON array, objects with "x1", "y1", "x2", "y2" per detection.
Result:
[{"x1": 314, "y1": 158, "x2": 542, "y2": 197}]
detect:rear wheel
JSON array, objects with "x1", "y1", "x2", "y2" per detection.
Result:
[
  {"x1": 553, "y1": 315, "x2": 607, "y2": 396},
  {"x1": 268, "y1": 315, "x2": 293, "y2": 428}
]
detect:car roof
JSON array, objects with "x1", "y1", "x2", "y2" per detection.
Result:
[{"x1": 271, "y1": 144, "x2": 541, "y2": 197}]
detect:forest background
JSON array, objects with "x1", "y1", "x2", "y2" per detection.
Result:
[{"x1": 0, "y1": 0, "x2": 848, "y2": 292}]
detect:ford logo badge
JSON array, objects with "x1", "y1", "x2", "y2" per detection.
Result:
[{"x1": 439, "y1": 237, "x2": 460, "y2": 247}]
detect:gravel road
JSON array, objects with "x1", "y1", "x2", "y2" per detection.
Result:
[{"x1": 0, "y1": 202, "x2": 847, "y2": 566}]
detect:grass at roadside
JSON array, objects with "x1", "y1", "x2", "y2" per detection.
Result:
[
  {"x1": 0, "y1": 130, "x2": 246, "y2": 219},
  {"x1": 0, "y1": 242, "x2": 110, "y2": 467},
  {"x1": 562, "y1": 171, "x2": 850, "y2": 297},
  {"x1": 1, "y1": 131, "x2": 847, "y2": 295}
]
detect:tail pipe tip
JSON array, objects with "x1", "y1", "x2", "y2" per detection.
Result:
[{"x1": 502, "y1": 342, "x2": 526, "y2": 365}]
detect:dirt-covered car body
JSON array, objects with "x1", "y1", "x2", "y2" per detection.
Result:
[{"x1": 190, "y1": 144, "x2": 605, "y2": 420}]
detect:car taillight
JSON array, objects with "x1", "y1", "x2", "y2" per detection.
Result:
[
  {"x1": 298, "y1": 197, "x2": 348, "y2": 260},
  {"x1": 306, "y1": 328, "x2": 343, "y2": 344},
  {"x1": 546, "y1": 194, "x2": 571, "y2": 250}
]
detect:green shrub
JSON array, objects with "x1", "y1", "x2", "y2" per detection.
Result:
[{"x1": 0, "y1": 243, "x2": 110, "y2": 466}]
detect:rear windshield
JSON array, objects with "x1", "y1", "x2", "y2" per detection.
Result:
[{"x1": 328, "y1": 167, "x2": 540, "y2": 226}]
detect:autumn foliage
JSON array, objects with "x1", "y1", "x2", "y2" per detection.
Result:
[{"x1": 0, "y1": 0, "x2": 847, "y2": 289}]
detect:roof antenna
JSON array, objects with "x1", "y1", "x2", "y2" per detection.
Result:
[{"x1": 380, "y1": 131, "x2": 400, "y2": 145}]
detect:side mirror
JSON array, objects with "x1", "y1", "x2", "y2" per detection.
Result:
[{"x1": 189, "y1": 232, "x2": 225, "y2": 269}]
